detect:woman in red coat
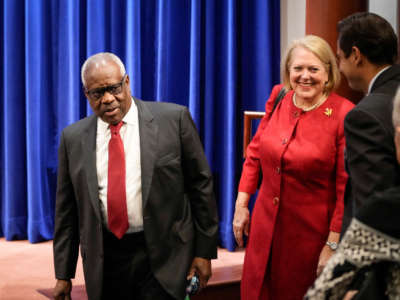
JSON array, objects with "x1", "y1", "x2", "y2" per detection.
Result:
[{"x1": 233, "y1": 35, "x2": 355, "y2": 300}]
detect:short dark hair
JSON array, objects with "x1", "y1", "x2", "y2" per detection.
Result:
[{"x1": 337, "y1": 12, "x2": 398, "y2": 65}]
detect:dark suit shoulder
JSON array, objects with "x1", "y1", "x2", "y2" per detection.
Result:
[
  {"x1": 135, "y1": 98, "x2": 189, "y2": 122},
  {"x1": 140, "y1": 99, "x2": 186, "y2": 112},
  {"x1": 352, "y1": 92, "x2": 393, "y2": 114},
  {"x1": 61, "y1": 115, "x2": 97, "y2": 139},
  {"x1": 346, "y1": 89, "x2": 395, "y2": 137},
  {"x1": 345, "y1": 94, "x2": 393, "y2": 139},
  {"x1": 371, "y1": 64, "x2": 400, "y2": 96}
]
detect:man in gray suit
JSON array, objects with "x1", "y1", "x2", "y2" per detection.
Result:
[
  {"x1": 53, "y1": 52, "x2": 218, "y2": 300},
  {"x1": 336, "y1": 12, "x2": 400, "y2": 234}
]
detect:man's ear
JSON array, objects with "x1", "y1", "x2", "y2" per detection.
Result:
[
  {"x1": 394, "y1": 126, "x2": 400, "y2": 164},
  {"x1": 394, "y1": 126, "x2": 400, "y2": 148},
  {"x1": 351, "y1": 46, "x2": 363, "y2": 66},
  {"x1": 125, "y1": 75, "x2": 132, "y2": 94}
]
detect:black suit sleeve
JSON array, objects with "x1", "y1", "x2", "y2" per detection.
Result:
[
  {"x1": 344, "y1": 107, "x2": 399, "y2": 212},
  {"x1": 180, "y1": 108, "x2": 218, "y2": 259},
  {"x1": 53, "y1": 130, "x2": 80, "y2": 279}
]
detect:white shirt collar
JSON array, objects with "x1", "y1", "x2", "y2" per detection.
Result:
[
  {"x1": 122, "y1": 98, "x2": 137, "y2": 126},
  {"x1": 367, "y1": 66, "x2": 391, "y2": 94}
]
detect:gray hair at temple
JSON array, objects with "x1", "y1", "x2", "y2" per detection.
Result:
[
  {"x1": 81, "y1": 52, "x2": 126, "y2": 87},
  {"x1": 393, "y1": 87, "x2": 400, "y2": 128}
]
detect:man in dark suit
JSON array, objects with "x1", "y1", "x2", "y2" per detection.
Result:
[
  {"x1": 336, "y1": 12, "x2": 400, "y2": 233},
  {"x1": 53, "y1": 52, "x2": 218, "y2": 300}
]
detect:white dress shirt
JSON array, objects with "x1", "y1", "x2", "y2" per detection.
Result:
[{"x1": 96, "y1": 99, "x2": 143, "y2": 232}]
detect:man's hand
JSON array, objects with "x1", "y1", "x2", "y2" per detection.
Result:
[
  {"x1": 53, "y1": 279, "x2": 72, "y2": 300},
  {"x1": 186, "y1": 257, "x2": 212, "y2": 291}
]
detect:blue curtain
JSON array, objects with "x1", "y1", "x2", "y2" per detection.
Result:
[{"x1": 0, "y1": 0, "x2": 280, "y2": 250}]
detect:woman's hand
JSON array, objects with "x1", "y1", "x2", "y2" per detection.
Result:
[
  {"x1": 317, "y1": 231, "x2": 340, "y2": 276},
  {"x1": 317, "y1": 245, "x2": 335, "y2": 276},
  {"x1": 233, "y1": 192, "x2": 251, "y2": 247},
  {"x1": 343, "y1": 290, "x2": 358, "y2": 300}
]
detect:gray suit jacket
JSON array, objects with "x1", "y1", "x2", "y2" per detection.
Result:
[{"x1": 53, "y1": 98, "x2": 218, "y2": 300}]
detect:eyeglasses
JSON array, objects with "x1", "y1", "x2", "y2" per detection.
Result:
[{"x1": 85, "y1": 74, "x2": 127, "y2": 100}]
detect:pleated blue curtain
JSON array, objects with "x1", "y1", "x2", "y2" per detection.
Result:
[{"x1": 0, "y1": 0, "x2": 280, "y2": 250}]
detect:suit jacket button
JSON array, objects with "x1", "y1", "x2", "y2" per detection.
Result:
[
  {"x1": 282, "y1": 138, "x2": 288, "y2": 145},
  {"x1": 273, "y1": 197, "x2": 279, "y2": 205},
  {"x1": 276, "y1": 167, "x2": 281, "y2": 174}
]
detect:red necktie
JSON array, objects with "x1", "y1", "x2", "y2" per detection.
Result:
[{"x1": 107, "y1": 122, "x2": 129, "y2": 239}]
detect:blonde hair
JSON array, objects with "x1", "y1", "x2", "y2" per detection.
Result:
[{"x1": 281, "y1": 35, "x2": 341, "y2": 94}]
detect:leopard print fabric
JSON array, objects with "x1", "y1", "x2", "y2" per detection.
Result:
[{"x1": 305, "y1": 219, "x2": 400, "y2": 300}]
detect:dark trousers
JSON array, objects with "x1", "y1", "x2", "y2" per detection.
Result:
[{"x1": 101, "y1": 229, "x2": 175, "y2": 300}]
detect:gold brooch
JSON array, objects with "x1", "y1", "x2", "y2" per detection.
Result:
[{"x1": 324, "y1": 108, "x2": 333, "y2": 117}]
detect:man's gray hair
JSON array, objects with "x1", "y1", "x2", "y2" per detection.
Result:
[
  {"x1": 81, "y1": 52, "x2": 126, "y2": 88},
  {"x1": 393, "y1": 87, "x2": 400, "y2": 128}
]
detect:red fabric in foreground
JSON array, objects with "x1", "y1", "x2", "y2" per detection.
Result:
[{"x1": 37, "y1": 285, "x2": 88, "y2": 300}]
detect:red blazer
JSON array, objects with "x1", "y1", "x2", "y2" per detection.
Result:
[{"x1": 239, "y1": 85, "x2": 354, "y2": 300}]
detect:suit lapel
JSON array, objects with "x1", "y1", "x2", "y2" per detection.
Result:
[
  {"x1": 134, "y1": 98, "x2": 158, "y2": 209},
  {"x1": 82, "y1": 115, "x2": 102, "y2": 222}
]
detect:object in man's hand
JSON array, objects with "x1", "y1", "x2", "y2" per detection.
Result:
[{"x1": 186, "y1": 274, "x2": 200, "y2": 295}]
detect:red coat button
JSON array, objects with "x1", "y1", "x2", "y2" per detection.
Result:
[{"x1": 273, "y1": 197, "x2": 279, "y2": 205}]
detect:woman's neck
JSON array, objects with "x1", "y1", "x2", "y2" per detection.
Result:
[{"x1": 293, "y1": 93, "x2": 327, "y2": 112}]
